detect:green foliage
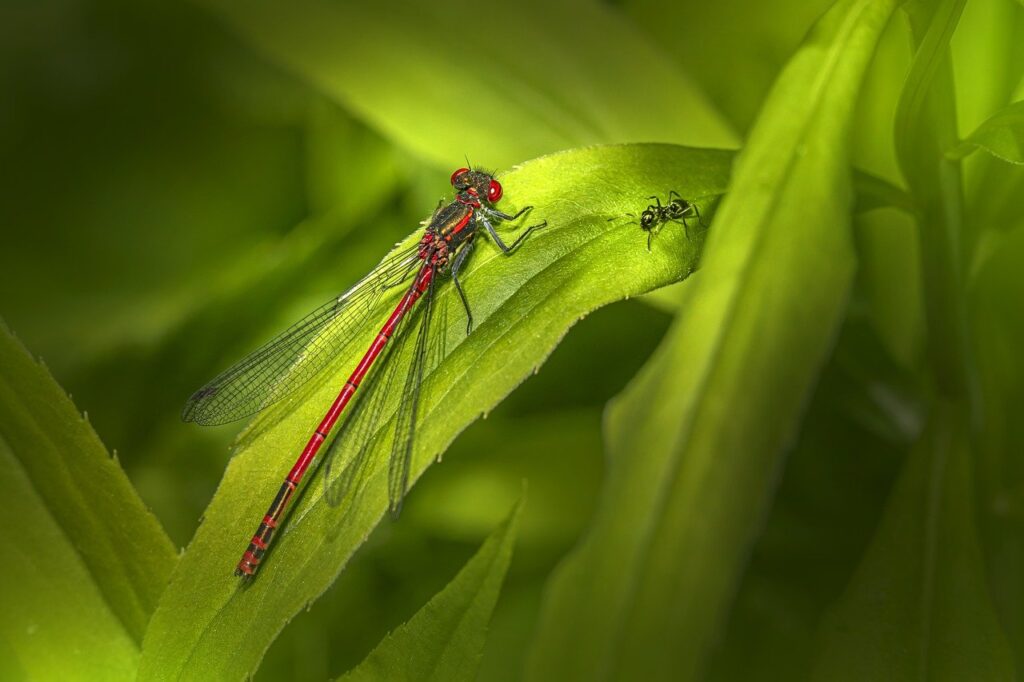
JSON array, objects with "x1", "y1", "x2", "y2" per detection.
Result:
[
  {"x1": 1, "y1": 0, "x2": 1023, "y2": 679},
  {"x1": 950, "y1": 100, "x2": 1024, "y2": 164},
  {"x1": 528, "y1": 0, "x2": 898, "y2": 678},
  {"x1": 196, "y1": 0, "x2": 738, "y2": 168},
  {"x1": 340, "y1": 496, "x2": 521, "y2": 682},
  {"x1": 137, "y1": 143, "x2": 728, "y2": 681},
  {"x1": 812, "y1": 403, "x2": 1015, "y2": 680},
  {"x1": 0, "y1": 321, "x2": 176, "y2": 678}
]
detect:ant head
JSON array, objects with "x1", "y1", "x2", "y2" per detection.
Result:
[
  {"x1": 450, "y1": 167, "x2": 503, "y2": 204},
  {"x1": 640, "y1": 210, "x2": 657, "y2": 229}
]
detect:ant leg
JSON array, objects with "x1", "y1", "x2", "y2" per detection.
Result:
[
  {"x1": 679, "y1": 215, "x2": 693, "y2": 241},
  {"x1": 647, "y1": 195, "x2": 663, "y2": 210},
  {"x1": 691, "y1": 203, "x2": 705, "y2": 227},
  {"x1": 666, "y1": 211, "x2": 694, "y2": 240},
  {"x1": 450, "y1": 240, "x2": 476, "y2": 334}
]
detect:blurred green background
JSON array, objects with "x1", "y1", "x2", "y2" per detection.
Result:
[{"x1": 2, "y1": 0, "x2": 1023, "y2": 679}]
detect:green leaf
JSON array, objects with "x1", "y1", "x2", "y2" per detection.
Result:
[
  {"x1": 0, "y1": 440, "x2": 139, "y2": 680},
  {"x1": 949, "y1": 100, "x2": 1024, "y2": 164},
  {"x1": 641, "y1": 169, "x2": 914, "y2": 315},
  {"x1": 854, "y1": 208, "x2": 925, "y2": 368},
  {"x1": 0, "y1": 321, "x2": 177, "y2": 675},
  {"x1": 196, "y1": 0, "x2": 738, "y2": 170},
  {"x1": 337, "y1": 495, "x2": 522, "y2": 682},
  {"x1": 852, "y1": 169, "x2": 917, "y2": 215},
  {"x1": 951, "y1": 0, "x2": 1024, "y2": 147},
  {"x1": 407, "y1": 410, "x2": 605, "y2": 548},
  {"x1": 811, "y1": 402, "x2": 1016, "y2": 680},
  {"x1": 303, "y1": 96, "x2": 405, "y2": 217},
  {"x1": 623, "y1": 0, "x2": 837, "y2": 132},
  {"x1": 137, "y1": 143, "x2": 732, "y2": 680},
  {"x1": 970, "y1": 223, "x2": 1024, "y2": 670},
  {"x1": 894, "y1": 0, "x2": 973, "y2": 399},
  {"x1": 0, "y1": 12, "x2": 310, "y2": 373},
  {"x1": 527, "y1": 0, "x2": 899, "y2": 678},
  {"x1": 703, "y1": 317, "x2": 922, "y2": 680}
]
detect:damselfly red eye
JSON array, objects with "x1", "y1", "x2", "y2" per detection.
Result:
[
  {"x1": 487, "y1": 179, "x2": 503, "y2": 203},
  {"x1": 450, "y1": 168, "x2": 470, "y2": 186}
]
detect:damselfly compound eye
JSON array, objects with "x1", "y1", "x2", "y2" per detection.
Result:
[
  {"x1": 450, "y1": 168, "x2": 470, "y2": 186},
  {"x1": 487, "y1": 179, "x2": 503, "y2": 203}
]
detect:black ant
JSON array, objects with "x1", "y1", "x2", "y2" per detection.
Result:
[{"x1": 611, "y1": 191, "x2": 704, "y2": 250}]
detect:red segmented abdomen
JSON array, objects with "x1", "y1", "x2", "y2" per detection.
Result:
[{"x1": 236, "y1": 264, "x2": 435, "y2": 578}]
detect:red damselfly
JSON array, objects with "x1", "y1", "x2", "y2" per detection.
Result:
[
  {"x1": 611, "y1": 191, "x2": 702, "y2": 250},
  {"x1": 183, "y1": 167, "x2": 545, "y2": 578}
]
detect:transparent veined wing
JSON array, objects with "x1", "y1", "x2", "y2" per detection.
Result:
[
  {"x1": 322, "y1": 267, "x2": 448, "y2": 514},
  {"x1": 387, "y1": 271, "x2": 439, "y2": 514},
  {"x1": 321, "y1": 311, "x2": 411, "y2": 509},
  {"x1": 182, "y1": 245, "x2": 422, "y2": 426}
]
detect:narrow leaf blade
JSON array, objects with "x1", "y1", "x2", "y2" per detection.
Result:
[
  {"x1": 0, "y1": 321, "x2": 178, "y2": 673},
  {"x1": 529, "y1": 0, "x2": 899, "y2": 678},
  {"x1": 338, "y1": 496, "x2": 522, "y2": 682},
  {"x1": 812, "y1": 403, "x2": 1016, "y2": 680},
  {"x1": 197, "y1": 0, "x2": 737, "y2": 169},
  {"x1": 0, "y1": 437, "x2": 140, "y2": 680},
  {"x1": 949, "y1": 99, "x2": 1024, "y2": 164}
]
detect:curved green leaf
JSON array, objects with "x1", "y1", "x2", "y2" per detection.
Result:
[
  {"x1": 894, "y1": 0, "x2": 973, "y2": 400},
  {"x1": 304, "y1": 96, "x2": 405, "y2": 217},
  {"x1": 624, "y1": 0, "x2": 836, "y2": 132},
  {"x1": 812, "y1": 403, "x2": 1015, "y2": 680},
  {"x1": 338, "y1": 495, "x2": 522, "y2": 681},
  {"x1": 949, "y1": 0, "x2": 1024, "y2": 163},
  {"x1": 948, "y1": 100, "x2": 1024, "y2": 164},
  {"x1": 852, "y1": 169, "x2": 916, "y2": 215},
  {"x1": 971, "y1": 223, "x2": 1024, "y2": 669},
  {"x1": 196, "y1": 0, "x2": 738, "y2": 170},
  {"x1": 528, "y1": 0, "x2": 899, "y2": 679},
  {"x1": 137, "y1": 143, "x2": 732, "y2": 680},
  {"x1": 0, "y1": 438, "x2": 138, "y2": 680},
  {"x1": 0, "y1": 321, "x2": 176, "y2": 674},
  {"x1": 701, "y1": 317, "x2": 923, "y2": 680}
]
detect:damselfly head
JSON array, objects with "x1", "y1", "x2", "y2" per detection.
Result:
[{"x1": 450, "y1": 167, "x2": 502, "y2": 204}]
